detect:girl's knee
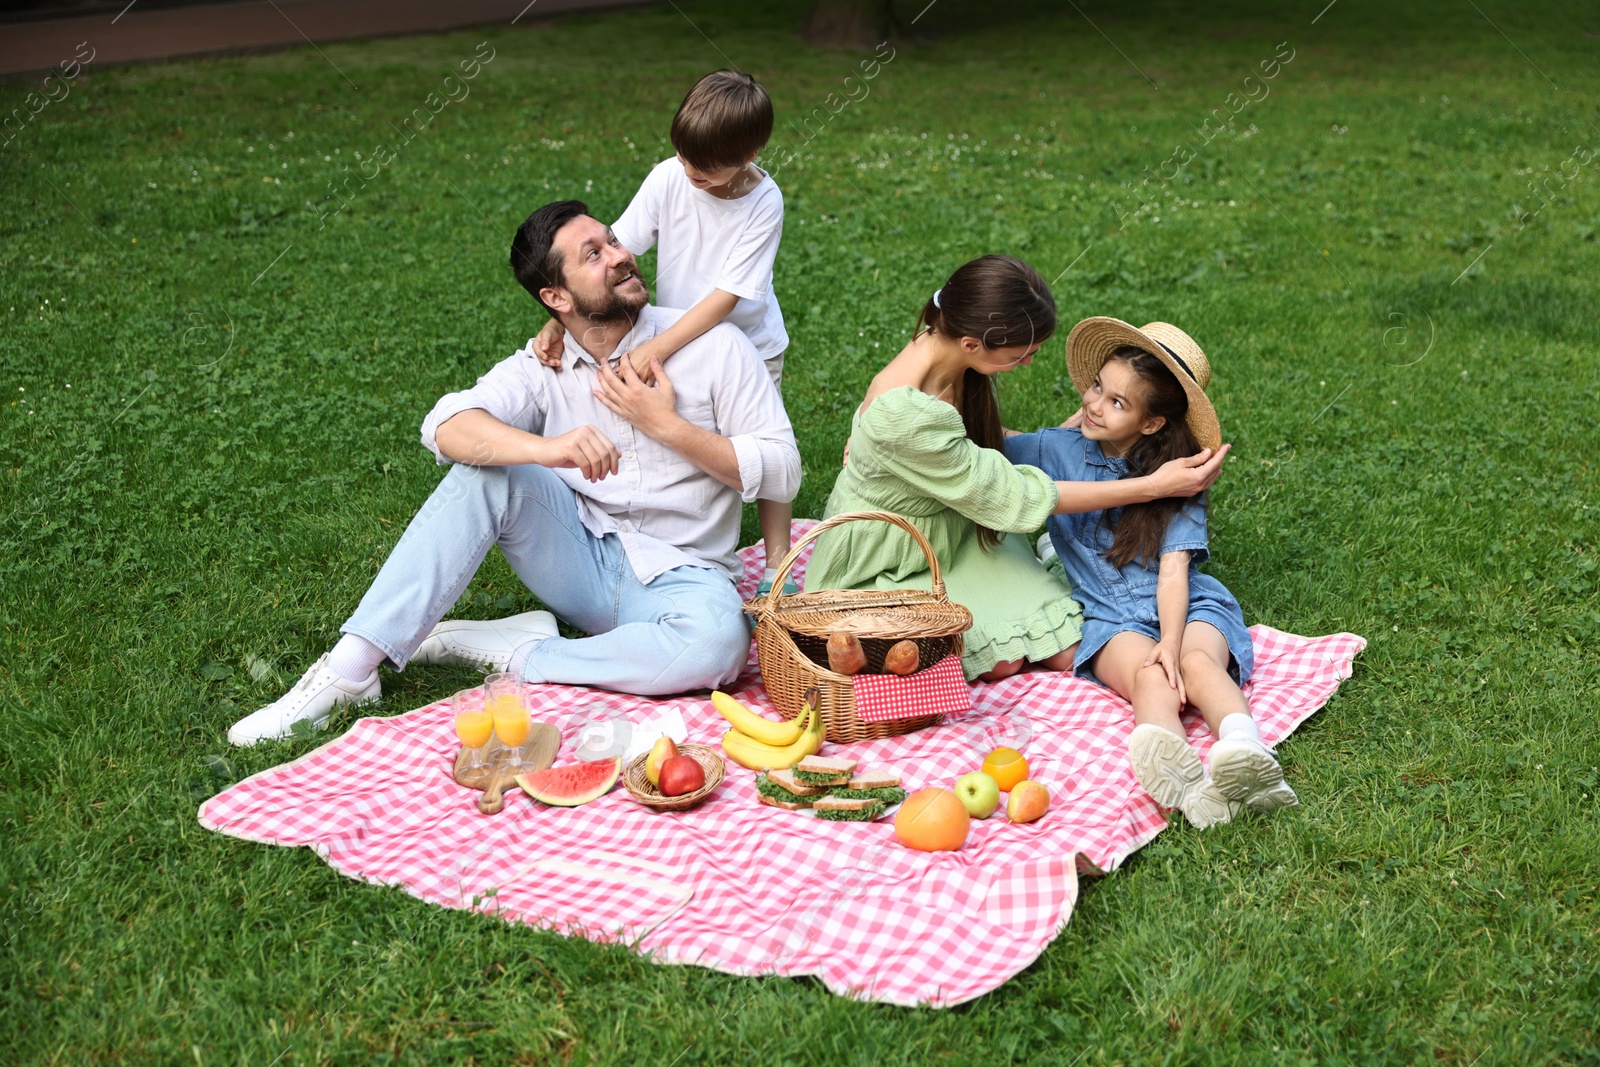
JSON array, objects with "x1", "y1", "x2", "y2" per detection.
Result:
[
  {"x1": 979, "y1": 658, "x2": 1024, "y2": 682},
  {"x1": 1179, "y1": 647, "x2": 1226, "y2": 682},
  {"x1": 1133, "y1": 666, "x2": 1181, "y2": 707},
  {"x1": 1038, "y1": 643, "x2": 1079, "y2": 673}
]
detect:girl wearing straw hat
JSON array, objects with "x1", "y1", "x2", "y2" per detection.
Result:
[
  {"x1": 1005, "y1": 318, "x2": 1296, "y2": 829},
  {"x1": 805, "y1": 259, "x2": 1228, "y2": 682}
]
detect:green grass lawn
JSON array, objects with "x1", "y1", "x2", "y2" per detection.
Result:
[{"x1": 3, "y1": 0, "x2": 1598, "y2": 1061}]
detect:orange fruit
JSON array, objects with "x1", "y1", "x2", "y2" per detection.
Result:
[
  {"x1": 894, "y1": 788, "x2": 971, "y2": 852},
  {"x1": 982, "y1": 747, "x2": 1029, "y2": 792}
]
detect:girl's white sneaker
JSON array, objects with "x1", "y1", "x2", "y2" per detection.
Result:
[
  {"x1": 1209, "y1": 736, "x2": 1299, "y2": 813},
  {"x1": 1128, "y1": 723, "x2": 1238, "y2": 829}
]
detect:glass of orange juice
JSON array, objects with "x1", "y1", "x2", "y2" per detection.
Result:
[
  {"x1": 453, "y1": 688, "x2": 494, "y2": 771},
  {"x1": 485, "y1": 671, "x2": 531, "y2": 770}
]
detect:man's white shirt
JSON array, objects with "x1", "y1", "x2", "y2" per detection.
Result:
[
  {"x1": 612, "y1": 156, "x2": 788, "y2": 363},
  {"x1": 420, "y1": 305, "x2": 800, "y2": 584}
]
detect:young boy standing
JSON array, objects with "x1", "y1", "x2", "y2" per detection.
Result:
[{"x1": 535, "y1": 70, "x2": 796, "y2": 592}]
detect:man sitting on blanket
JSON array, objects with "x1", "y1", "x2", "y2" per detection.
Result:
[{"x1": 229, "y1": 199, "x2": 801, "y2": 746}]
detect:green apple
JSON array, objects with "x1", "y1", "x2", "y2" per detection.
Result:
[{"x1": 954, "y1": 771, "x2": 1000, "y2": 819}]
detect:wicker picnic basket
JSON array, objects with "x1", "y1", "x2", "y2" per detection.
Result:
[{"x1": 744, "y1": 510, "x2": 973, "y2": 743}]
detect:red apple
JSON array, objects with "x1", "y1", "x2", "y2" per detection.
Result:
[{"x1": 657, "y1": 754, "x2": 706, "y2": 797}]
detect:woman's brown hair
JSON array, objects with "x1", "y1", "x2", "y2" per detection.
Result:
[
  {"x1": 915, "y1": 254, "x2": 1056, "y2": 548},
  {"x1": 1099, "y1": 346, "x2": 1202, "y2": 568}
]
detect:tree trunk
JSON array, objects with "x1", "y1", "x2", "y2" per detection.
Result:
[{"x1": 801, "y1": 0, "x2": 892, "y2": 51}]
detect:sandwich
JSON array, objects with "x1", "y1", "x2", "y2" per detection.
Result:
[
  {"x1": 822, "y1": 766, "x2": 905, "y2": 806},
  {"x1": 766, "y1": 767, "x2": 830, "y2": 797},
  {"x1": 755, "y1": 767, "x2": 819, "y2": 809},
  {"x1": 812, "y1": 795, "x2": 887, "y2": 822},
  {"x1": 827, "y1": 785, "x2": 906, "y2": 806},
  {"x1": 846, "y1": 768, "x2": 901, "y2": 791},
  {"x1": 793, "y1": 755, "x2": 858, "y2": 787}
]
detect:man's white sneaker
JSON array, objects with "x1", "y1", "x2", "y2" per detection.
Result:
[
  {"x1": 411, "y1": 609, "x2": 559, "y2": 671},
  {"x1": 227, "y1": 654, "x2": 380, "y2": 747},
  {"x1": 1128, "y1": 722, "x2": 1239, "y2": 830},
  {"x1": 1210, "y1": 736, "x2": 1299, "y2": 814}
]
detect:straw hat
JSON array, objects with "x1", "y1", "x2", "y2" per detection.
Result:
[{"x1": 1064, "y1": 317, "x2": 1221, "y2": 451}]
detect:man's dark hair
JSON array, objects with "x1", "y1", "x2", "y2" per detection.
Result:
[
  {"x1": 670, "y1": 70, "x2": 773, "y2": 171},
  {"x1": 510, "y1": 199, "x2": 589, "y2": 313}
]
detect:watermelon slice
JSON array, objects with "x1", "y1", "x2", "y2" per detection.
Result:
[{"x1": 515, "y1": 757, "x2": 621, "y2": 807}]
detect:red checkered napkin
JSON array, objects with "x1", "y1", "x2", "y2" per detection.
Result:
[{"x1": 850, "y1": 654, "x2": 972, "y2": 722}]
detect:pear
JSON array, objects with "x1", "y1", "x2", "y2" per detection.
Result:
[
  {"x1": 1006, "y1": 780, "x2": 1050, "y2": 825},
  {"x1": 645, "y1": 736, "x2": 679, "y2": 788}
]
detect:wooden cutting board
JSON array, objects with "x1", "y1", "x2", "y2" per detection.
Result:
[{"x1": 452, "y1": 722, "x2": 560, "y2": 814}]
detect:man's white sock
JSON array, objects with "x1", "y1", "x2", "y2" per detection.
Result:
[
  {"x1": 509, "y1": 637, "x2": 550, "y2": 678},
  {"x1": 327, "y1": 633, "x2": 386, "y2": 682},
  {"x1": 762, "y1": 565, "x2": 780, "y2": 582},
  {"x1": 1217, "y1": 712, "x2": 1262, "y2": 745}
]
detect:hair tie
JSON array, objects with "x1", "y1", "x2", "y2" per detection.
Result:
[{"x1": 932, "y1": 289, "x2": 942, "y2": 309}]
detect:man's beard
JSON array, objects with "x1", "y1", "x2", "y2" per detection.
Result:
[{"x1": 569, "y1": 269, "x2": 648, "y2": 324}]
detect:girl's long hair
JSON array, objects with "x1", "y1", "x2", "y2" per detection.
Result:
[
  {"x1": 914, "y1": 254, "x2": 1056, "y2": 548},
  {"x1": 1102, "y1": 345, "x2": 1202, "y2": 568}
]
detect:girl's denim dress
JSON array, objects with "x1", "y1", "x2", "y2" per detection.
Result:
[{"x1": 1005, "y1": 426, "x2": 1254, "y2": 685}]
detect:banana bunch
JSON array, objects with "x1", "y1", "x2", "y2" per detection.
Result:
[{"x1": 714, "y1": 690, "x2": 824, "y2": 771}]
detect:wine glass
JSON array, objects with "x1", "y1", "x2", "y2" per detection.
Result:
[
  {"x1": 485, "y1": 671, "x2": 531, "y2": 771},
  {"x1": 453, "y1": 688, "x2": 493, "y2": 773}
]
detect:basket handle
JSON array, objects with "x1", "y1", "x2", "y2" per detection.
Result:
[{"x1": 764, "y1": 510, "x2": 946, "y2": 611}]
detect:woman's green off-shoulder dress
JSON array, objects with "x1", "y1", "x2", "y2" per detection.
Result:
[{"x1": 803, "y1": 386, "x2": 1084, "y2": 680}]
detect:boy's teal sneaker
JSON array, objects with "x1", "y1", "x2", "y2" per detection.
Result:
[{"x1": 756, "y1": 577, "x2": 800, "y2": 596}]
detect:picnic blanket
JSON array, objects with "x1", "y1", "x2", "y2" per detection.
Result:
[{"x1": 199, "y1": 524, "x2": 1365, "y2": 1007}]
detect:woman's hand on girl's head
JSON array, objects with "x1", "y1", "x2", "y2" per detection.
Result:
[{"x1": 1147, "y1": 443, "x2": 1230, "y2": 500}]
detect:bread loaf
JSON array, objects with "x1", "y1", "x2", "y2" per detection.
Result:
[
  {"x1": 884, "y1": 640, "x2": 920, "y2": 675},
  {"x1": 826, "y1": 631, "x2": 867, "y2": 675}
]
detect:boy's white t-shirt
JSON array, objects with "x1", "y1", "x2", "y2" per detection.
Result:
[{"x1": 612, "y1": 156, "x2": 788, "y2": 363}]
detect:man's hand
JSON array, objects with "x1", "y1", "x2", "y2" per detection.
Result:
[
  {"x1": 594, "y1": 352, "x2": 679, "y2": 440},
  {"x1": 532, "y1": 424, "x2": 619, "y2": 482},
  {"x1": 1061, "y1": 406, "x2": 1085, "y2": 429},
  {"x1": 532, "y1": 318, "x2": 566, "y2": 370},
  {"x1": 1148, "y1": 443, "x2": 1230, "y2": 499}
]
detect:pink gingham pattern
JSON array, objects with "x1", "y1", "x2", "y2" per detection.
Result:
[
  {"x1": 199, "y1": 523, "x2": 1365, "y2": 1007},
  {"x1": 850, "y1": 653, "x2": 972, "y2": 722}
]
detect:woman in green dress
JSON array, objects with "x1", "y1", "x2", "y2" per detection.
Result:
[{"x1": 804, "y1": 255, "x2": 1228, "y2": 681}]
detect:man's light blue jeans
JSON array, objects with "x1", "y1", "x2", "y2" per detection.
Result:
[{"x1": 340, "y1": 463, "x2": 750, "y2": 695}]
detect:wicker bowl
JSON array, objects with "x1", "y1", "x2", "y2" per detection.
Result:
[
  {"x1": 744, "y1": 510, "x2": 973, "y2": 743},
  {"x1": 623, "y1": 743, "x2": 725, "y2": 811}
]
